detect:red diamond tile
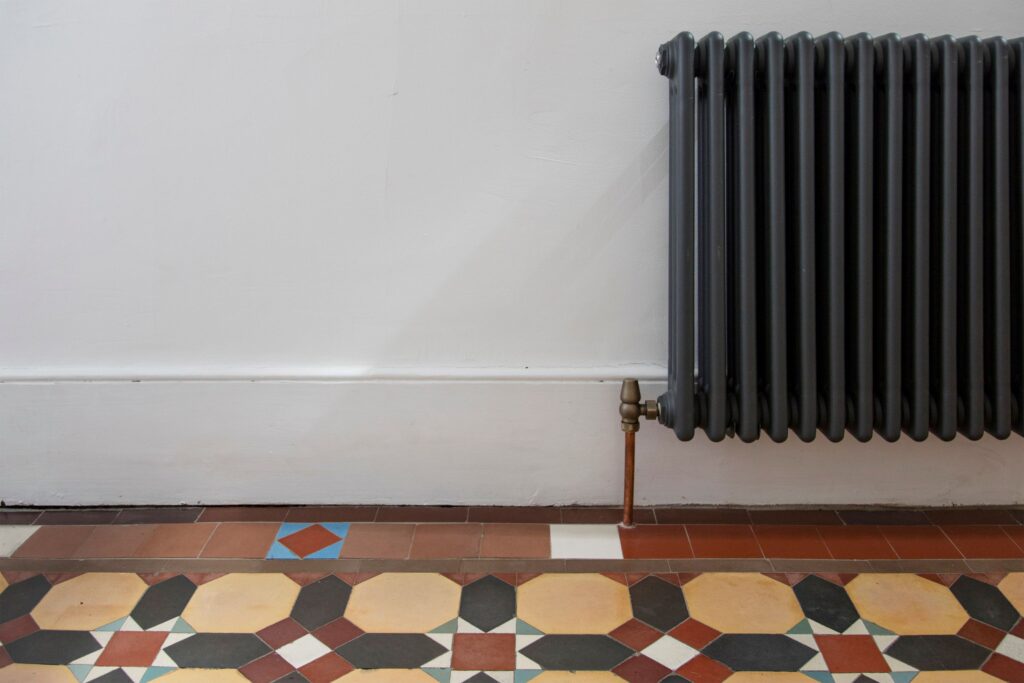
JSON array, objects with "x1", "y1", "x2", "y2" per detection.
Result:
[
  {"x1": 240, "y1": 652, "x2": 294, "y2": 683},
  {"x1": 984, "y1": 652, "x2": 1024, "y2": 683},
  {"x1": 312, "y1": 618, "x2": 363, "y2": 649},
  {"x1": 0, "y1": 645, "x2": 12, "y2": 668},
  {"x1": 1012, "y1": 620, "x2": 1024, "y2": 639},
  {"x1": 96, "y1": 631, "x2": 168, "y2": 667},
  {"x1": 0, "y1": 614, "x2": 38, "y2": 645},
  {"x1": 609, "y1": 619, "x2": 663, "y2": 651},
  {"x1": 814, "y1": 635, "x2": 889, "y2": 673},
  {"x1": 668, "y1": 619, "x2": 720, "y2": 650},
  {"x1": 676, "y1": 653, "x2": 732, "y2": 683},
  {"x1": 279, "y1": 524, "x2": 342, "y2": 558},
  {"x1": 299, "y1": 651, "x2": 353, "y2": 683},
  {"x1": 613, "y1": 654, "x2": 671, "y2": 683},
  {"x1": 257, "y1": 618, "x2": 306, "y2": 649},
  {"x1": 452, "y1": 633, "x2": 515, "y2": 670},
  {"x1": 958, "y1": 618, "x2": 1006, "y2": 649}
]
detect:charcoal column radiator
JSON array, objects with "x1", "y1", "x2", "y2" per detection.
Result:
[{"x1": 619, "y1": 31, "x2": 1023, "y2": 524}]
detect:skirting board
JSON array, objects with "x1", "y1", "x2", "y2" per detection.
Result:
[{"x1": 1, "y1": 377, "x2": 1021, "y2": 506}]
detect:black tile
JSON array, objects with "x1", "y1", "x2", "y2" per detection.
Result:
[
  {"x1": 459, "y1": 575, "x2": 516, "y2": 632},
  {"x1": 885, "y1": 635, "x2": 990, "y2": 670},
  {"x1": 164, "y1": 633, "x2": 271, "y2": 668},
  {"x1": 660, "y1": 677, "x2": 691, "y2": 683},
  {"x1": 290, "y1": 575, "x2": 351, "y2": 631},
  {"x1": 272, "y1": 674, "x2": 310, "y2": 683},
  {"x1": 463, "y1": 675, "x2": 500, "y2": 683},
  {"x1": 950, "y1": 576, "x2": 1021, "y2": 631},
  {"x1": 519, "y1": 635, "x2": 633, "y2": 670},
  {"x1": 629, "y1": 576, "x2": 688, "y2": 632},
  {"x1": 702, "y1": 634, "x2": 816, "y2": 671},
  {"x1": 852, "y1": 677, "x2": 886, "y2": 683},
  {"x1": 0, "y1": 575, "x2": 50, "y2": 624},
  {"x1": 837, "y1": 509, "x2": 931, "y2": 525},
  {"x1": 793, "y1": 575, "x2": 860, "y2": 633},
  {"x1": 130, "y1": 575, "x2": 197, "y2": 630},
  {"x1": 337, "y1": 633, "x2": 448, "y2": 668},
  {"x1": 6, "y1": 630, "x2": 101, "y2": 665},
  {"x1": 90, "y1": 670, "x2": 134, "y2": 683}
]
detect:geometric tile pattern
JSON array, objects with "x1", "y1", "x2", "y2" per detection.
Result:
[{"x1": 2, "y1": 572, "x2": 1023, "y2": 681}]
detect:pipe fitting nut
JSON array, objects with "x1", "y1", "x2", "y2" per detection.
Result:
[{"x1": 620, "y1": 378, "x2": 642, "y2": 432}]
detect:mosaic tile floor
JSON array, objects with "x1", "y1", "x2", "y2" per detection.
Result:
[{"x1": 1, "y1": 570, "x2": 1023, "y2": 682}]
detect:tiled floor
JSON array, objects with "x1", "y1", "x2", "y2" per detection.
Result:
[{"x1": 1, "y1": 570, "x2": 1023, "y2": 682}]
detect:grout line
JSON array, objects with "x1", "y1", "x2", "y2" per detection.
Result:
[{"x1": 935, "y1": 525, "x2": 968, "y2": 560}]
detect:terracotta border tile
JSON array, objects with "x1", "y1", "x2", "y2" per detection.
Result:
[
  {"x1": 479, "y1": 524, "x2": 550, "y2": 558},
  {"x1": 686, "y1": 524, "x2": 763, "y2": 558},
  {"x1": 468, "y1": 507, "x2": 562, "y2": 523},
  {"x1": 35, "y1": 509, "x2": 119, "y2": 525},
  {"x1": 73, "y1": 525, "x2": 155, "y2": 558},
  {"x1": 114, "y1": 508, "x2": 202, "y2": 524},
  {"x1": 941, "y1": 525, "x2": 1024, "y2": 559},
  {"x1": 754, "y1": 525, "x2": 831, "y2": 559},
  {"x1": 748, "y1": 509, "x2": 843, "y2": 525},
  {"x1": 655, "y1": 508, "x2": 750, "y2": 524},
  {"x1": 618, "y1": 525, "x2": 693, "y2": 559},
  {"x1": 338, "y1": 524, "x2": 414, "y2": 559},
  {"x1": 0, "y1": 511, "x2": 40, "y2": 525},
  {"x1": 12, "y1": 526, "x2": 95, "y2": 558},
  {"x1": 817, "y1": 525, "x2": 897, "y2": 560},
  {"x1": 375, "y1": 506, "x2": 468, "y2": 523},
  {"x1": 284, "y1": 506, "x2": 378, "y2": 523},
  {"x1": 881, "y1": 526, "x2": 963, "y2": 559},
  {"x1": 562, "y1": 507, "x2": 655, "y2": 524},
  {"x1": 926, "y1": 508, "x2": 1021, "y2": 525},
  {"x1": 409, "y1": 524, "x2": 482, "y2": 559},
  {"x1": 200, "y1": 522, "x2": 279, "y2": 558},
  {"x1": 837, "y1": 509, "x2": 931, "y2": 525},
  {"x1": 133, "y1": 523, "x2": 217, "y2": 558}
]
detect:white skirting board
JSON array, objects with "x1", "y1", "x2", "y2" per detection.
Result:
[{"x1": 1, "y1": 377, "x2": 1021, "y2": 507}]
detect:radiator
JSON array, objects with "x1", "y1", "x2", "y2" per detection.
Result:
[{"x1": 654, "y1": 31, "x2": 1024, "y2": 443}]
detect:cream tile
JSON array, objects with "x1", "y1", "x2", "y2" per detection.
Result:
[
  {"x1": 996, "y1": 633, "x2": 1024, "y2": 663},
  {"x1": 0, "y1": 665, "x2": 78, "y2": 682},
  {"x1": 182, "y1": 573, "x2": 299, "y2": 633},
  {"x1": 31, "y1": 573, "x2": 146, "y2": 630},
  {"x1": 549, "y1": 525, "x2": 623, "y2": 559},
  {"x1": 517, "y1": 574, "x2": 631, "y2": 634},
  {"x1": 155, "y1": 671, "x2": 250, "y2": 682},
  {"x1": 0, "y1": 525, "x2": 38, "y2": 557},
  {"x1": 998, "y1": 572, "x2": 1024, "y2": 614},
  {"x1": 846, "y1": 573, "x2": 968, "y2": 635},
  {"x1": 277, "y1": 633, "x2": 332, "y2": 667},
  {"x1": 0, "y1": 573, "x2": 7, "y2": 592},
  {"x1": 641, "y1": 635, "x2": 699, "y2": 669},
  {"x1": 683, "y1": 573, "x2": 802, "y2": 634},
  {"x1": 345, "y1": 573, "x2": 460, "y2": 633}
]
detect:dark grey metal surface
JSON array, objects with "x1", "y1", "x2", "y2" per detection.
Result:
[{"x1": 656, "y1": 30, "x2": 1024, "y2": 442}]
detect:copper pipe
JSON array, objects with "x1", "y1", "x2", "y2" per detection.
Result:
[{"x1": 622, "y1": 430, "x2": 636, "y2": 527}]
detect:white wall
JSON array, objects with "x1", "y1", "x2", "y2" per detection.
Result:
[{"x1": 1, "y1": 0, "x2": 1022, "y2": 506}]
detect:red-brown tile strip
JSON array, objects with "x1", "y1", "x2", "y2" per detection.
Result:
[
  {"x1": 618, "y1": 525, "x2": 693, "y2": 559},
  {"x1": 114, "y1": 508, "x2": 202, "y2": 524},
  {"x1": 375, "y1": 506, "x2": 469, "y2": 523},
  {"x1": 562, "y1": 507, "x2": 655, "y2": 524},
  {"x1": 0, "y1": 511, "x2": 40, "y2": 525},
  {"x1": 200, "y1": 522, "x2": 279, "y2": 559},
  {"x1": 754, "y1": 525, "x2": 832, "y2": 559},
  {"x1": 925, "y1": 508, "x2": 1022, "y2": 525},
  {"x1": 817, "y1": 526, "x2": 898, "y2": 560},
  {"x1": 284, "y1": 506, "x2": 379, "y2": 523},
  {"x1": 1012, "y1": 509, "x2": 1024, "y2": 525},
  {"x1": 197, "y1": 507, "x2": 288, "y2": 522},
  {"x1": 941, "y1": 526, "x2": 1024, "y2": 559},
  {"x1": 748, "y1": 509, "x2": 843, "y2": 525},
  {"x1": 880, "y1": 526, "x2": 963, "y2": 560},
  {"x1": 339, "y1": 524, "x2": 415, "y2": 559},
  {"x1": 468, "y1": 507, "x2": 562, "y2": 523},
  {"x1": 686, "y1": 524, "x2": 763, "y2": 558},
  {"x1": 35, "y1": 509, "x2": 120, "y2": 525},
  {"x1": 837, "y1": 509, "x2": 931, "y2": 525},
  {"x1": 655, "y1": 508, "x2": 750, "y2": 524},
  {"x1": 73, "y1": 525, "x2": 155, "y2": 558},
  {"x1": 1003, "y1": 525, "x2": 1024, "y2": 552}
]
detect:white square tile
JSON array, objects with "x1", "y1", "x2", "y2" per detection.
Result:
[
  {"x1": 277, "y1": 633, "x2": 331, "y2": 667},
  {"x1": 0, "y1": 525, "x2": 38, "y2": 557},
  {"x1": 641, "y1": 635, "x2": 699, "y2": 669},
  {"x1": 997, "y1": 633, "x2": 1024, "y2": 663},
  {"x1": 549, "y1": 524, "x2": 623, "y2": 559}
]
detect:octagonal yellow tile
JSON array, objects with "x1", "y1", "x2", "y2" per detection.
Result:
[
  {"x1": 517, "y1": 574, "x2": 632, "y2": 634},
  {"x1": 31, "y1": 573, "x2": 146, "y2": 630},
  {"x1": 913, "y1": 673, "x2": 1004, "y2": 682},
  {"x1": 846, "y1": 574, "x2": 968, "y2": 635},
  {"x1": 998, "y1": 572, "x2": 1024, "y2": 614},
  {"x1": 533, "y1": 674, "x2": 626, "y2": 682},
  {"x1": 157, "y1": 671, "x2": 250, "y2": 682},
  {"x1": 726, "y1": 675, "x2": 817, "y2": 682},
  {"x1": 682, "y1": 573, "x2": 802, "y2": 634},
  {"x1": 0, "y1": 573, "x2": 7, "y2": 592},
  {"x1": 345, "y1": 573, "x2": 460, "y2": 633},
  {"x1": 0, "y1": 665, "x2": 78, "y2": 683},
  {"x1": 338, "y1": 670, "x2": 439, "y2": 681},
  {"x1": 182, "y1": 573, "x2": 300, "y2": 633}
]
